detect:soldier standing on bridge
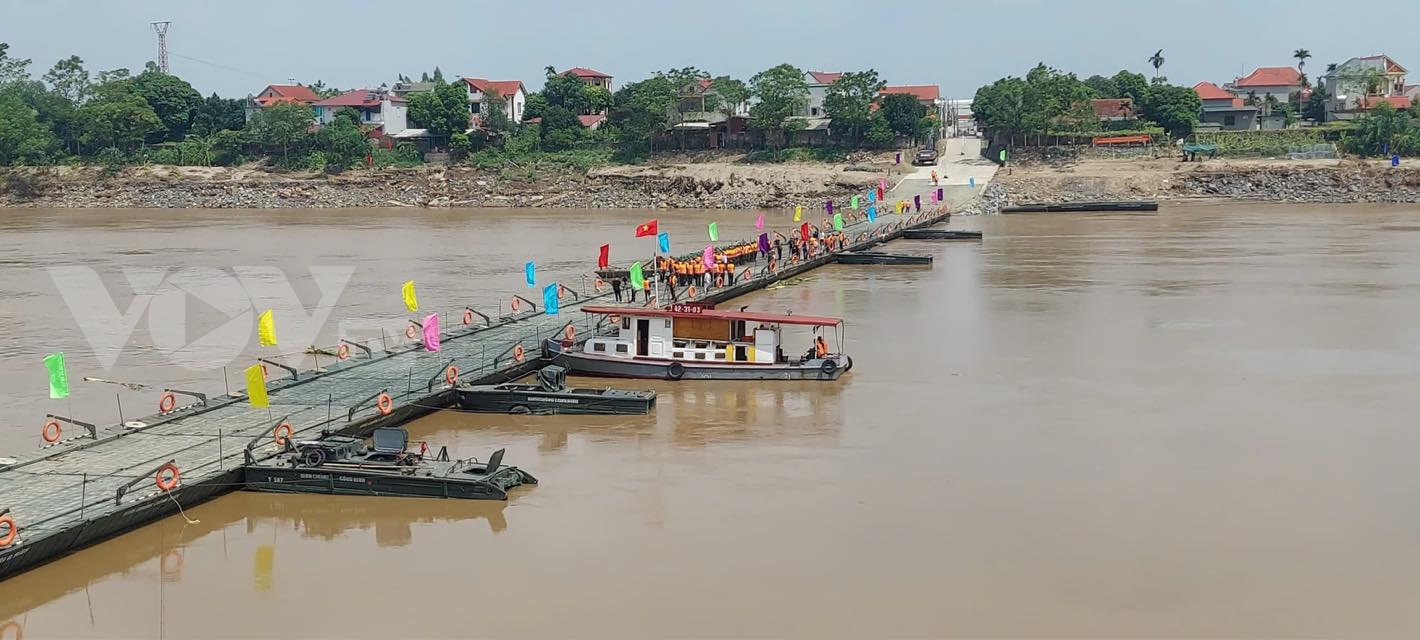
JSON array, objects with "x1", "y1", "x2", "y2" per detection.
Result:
[{"x1": 612, "y1": 277, "x2": 624, "y2": 302}]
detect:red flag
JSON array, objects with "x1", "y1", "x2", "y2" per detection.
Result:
[
  {"x1": 635, "y1": 219, "x2": 659, "y2": 238},
  {"x1": 597, "y1": 244, "x2": 610, "y2": 269},
  {"x1": 799, "y1": 222, "x2": 810, "y2": 243}
]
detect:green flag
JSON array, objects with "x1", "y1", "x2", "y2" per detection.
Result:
[
  {"x1": 850, "y1": 195, "x2": 859, "y2": 210},
  {"x1": 707, "y1": 222, "x2": 719, "y2": 242},
  {"x1": 629, "y1": 261, "x2": 645, "y2": 289},
  {"x1": 999, "y1": 149, "x2": 1007, "y2": 162},
  {"x1": 43, "y1": 352, "x2": 69, "y2": 399},
  {"x1": 832, "y1": 213, "x2": 844, "y2": 231}
]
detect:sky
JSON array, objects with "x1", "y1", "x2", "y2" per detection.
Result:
[{"x1": 3, "y1": 0, "x2": 1418, "y2": 99}]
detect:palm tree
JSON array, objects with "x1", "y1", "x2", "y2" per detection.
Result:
[
  {"x1": 1326, "y1": 63, "x2": 1337, "y2": 73},
  {"x1": 1293, "y1": 49, "x2": 1311, "y2": 85},
  {"x1": 1148, "y1": 49, "x2": 1165, "y2": 79}
]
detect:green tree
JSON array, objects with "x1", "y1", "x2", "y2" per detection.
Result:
[
  {"x1": 539, "y1": 104, "x2": 582, "y2": 150},
  {"x1": 608, "y1": 75, "x2": 678, "y2": 156},
  {"x1": 431, "y1": 67, "x2": 445, "y2": 84},
  {"x1": 481, "y1": 87, "x2": 513, "y2": 133},
  {"x1": 542, "y1": 69, "x2": 612, "y2": 115},
  {"x1": 42, "y1": 55, "x2": 90, "y2": 104},
  {"x1": 823, "y1": 70, "x2": 884, "y2": 145},
  {"x1": 1342, "y1": 103, "x2": 1415, "y2": 156},
  {"x1": 1303, "y1": 86, "x2": 1328, "y2": 122},
  {"x1": 1083, "y1": 74, "x2": 1117, "y2": 98},
  {"x1": 971, "y1": 76, "x2": 1027, "y2": 139},
  {"x1": 407, "y1": 81, "x2": 470, "y2": 138},
  {"x1": 74, "y1": 83, "x2": 163, "y2": 153},
  {"x1": 710, "y1": 75, "x2": 748, "y2": 122},
  {"x1": 748, "y1": 63, "x2": 808, "y2": 148},
  {"x1": 95, "y1": 68, "x2": 130, "y2": 85},
  {"x1": 1147, "y1": 49, "x2": 1165, "y2": 79},
  {"x1": 0, "y1": 42, "x2": 31, "y2": 83},
  {"x1": 1140, "y1": 83, "x2": 1201, "y2": 137},
  {"x1": 130, "y1": 70, "x2": 202, "y2": 141},
  {"x1": 247, "y1": 101, "x2": 314, "y2": 162},
  {"x1": 864, "y1": 114, "x2": 894, "y2": 148},
  {"x1": 190, "y1": 93, "x2": 246, "y2": 137},
  {"x1": 880, "y1": 92, "x2": 926, "y2": 137},
  {"x1": 314, "y1": 117, "x2": 370, "y2": 168},
  {"x1": 0, "y1": 89, "x2": 60, "y2": 163},
  {"x1": 1110, "y1": 70, "x2": 1149, "y2": 104},
  {"x1": 5, "y1": 79, "x2": 77, "y2": 153},
  {"x1": 523, "y1": 92, "x2": 548, "y2": 120},
  {"x1": 1293, "y1": 48, "x2": 1311, "y2": 85}
]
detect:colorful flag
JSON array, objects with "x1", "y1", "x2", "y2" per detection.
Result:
[
  {"x1": 597, "y1": 244, "x2": 610, "y2": 269},
  {"x1": 245, "y1": 364, "x2": 269, "y2": 409},
  {"x1": 401, "y1": 280, "x2": 418, "y2": 312},
  {"x1": 657, "y1": 231, "x2": 670, "y2": 253},
  {"x1": 914, "y1": 194, "x2": 921, "y2": 211},
  {"x1": 524, "y1": 261, "x2": 536, "y2": 288},
  {"x1": 702, "y1": 245, "x2": 715, "y2": 270},
  {"x1": 758, "y1": 232, "x2": 770, "y2": 254},
  {"x1": 877, "y1": 185, "x2": 885, "y2": 200},
  {"x1": 937, "y1": 187, "x2": 944, "y2": 201},
  {"x1": 969, "y1": 177, "x2": 976, "y2": 188},
  {"x1": 708, "y1": 221, "x2": 719, "y2": 242},
  {"x1": 800, "y1": 222, "x2": 811, "y2": 243},
  {"x1": 755, "y1": 213, "x2": 764, "y2": 230},
  {"x1": 635, "y1": 219, "x2": 659, "y2": 238},
  {"x1": 833, "y1": 213, "x2": 844, "y2": 230},
  {"x1": 793, "y1": 205, "x2": 802, "y2": 222},
  {"x1": 999, "y1": 149, "x2": 1007, "y2": 163},
  {"x1": 850, "y1": 195, "x2": 859, "y2": 210},
  {"x1": 43, "y1": 352, "x2": 68, "y2": 399},
  {"x1": 257, "y1": 309, "x2": 277, "y2": 347},
  {"x1": 422, "y1": 312, "x2": 440, "y2": 351},
  {"x1": 867, "y1": 205, "x2": 877, "y2": 222},
  {"x1": 826, "y1": 200, "x2": 834, "y2": 214},
  {"x1": 880, "y1": 178, "x2": 887, "y2": 191},
  {"x1": 542, "y1": 284, "x2": 559, "y2": 315},
  {"x1": 868, "y1": 190, "x2": 876, "y2": 204},
  {"x1": 629, "y1": 261, "x2": 645, "y2": 289}
]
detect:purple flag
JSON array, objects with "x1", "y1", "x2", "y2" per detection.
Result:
[
  {"x1": 937, "y1": 187, "x2": 944, "y2": 201},
  {"x1": 826, "y1": 200, "x2": 834, "y2": 214},
  {"x1": 422, "y1": 312, "x2": 440, "y2": 352},
  {"x1": 913, "y1": 195, "x2": 921, "y2": 211},
  {"x1": 755, "y1": 213, "x2": 764, "y2": 230},
  {"x1": 758, "y1": 232, "x2": 770, "y2": 254},
  {"x1": 703, "y1": 244, "x2": 715, "y2": 270}
]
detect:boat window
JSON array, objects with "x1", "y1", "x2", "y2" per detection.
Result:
[
  {"x1": 664, "y1": 319, "x2": 671, "y2": 329},
  {"x1": 592, "y1": 342, "x2": 606, "y2": 352},
  {"x1": 622, "y1": 317, "x2": 630, "y2": 330},
  {"x1": 673, "y1": 351, "x2": 684, "y2": 359},
  {"x1": 615, "y1": 343, "x2": 629, "y2": 354},
  {"x1": 696, "y1": 352, "x2": 706, "y2": 360},
  {"x1": 714, "y1": 351, "x2": 726, "y2": 360}
]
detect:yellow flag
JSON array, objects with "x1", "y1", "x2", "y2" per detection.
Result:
[
  {"x1": 793, "y1": 205, "x2": 802, "y2": 222},
  {"x1": 257, "y1": 309, "x2": 277, "y2": 346},
  {"x1": 401, "y1": 280, "x2": 418, "y2": 312},
  {"x1": 245, "y1": 364, "x2": 269, "y2": 409}
]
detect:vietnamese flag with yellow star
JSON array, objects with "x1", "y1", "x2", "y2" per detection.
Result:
[{"x1": 635, "y1": 219, "x2": 659, "y2": 238}]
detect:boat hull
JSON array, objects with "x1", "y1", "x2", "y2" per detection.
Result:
[
  {"x1": 455, "y1": 386, "x2": 655, "y2": 415},
  {"x1": 240, "y1": 465, "x2": 534, "y2": 501},
  {"x1": 546, "y1": 339, "x2": 850, "y2": 381}
]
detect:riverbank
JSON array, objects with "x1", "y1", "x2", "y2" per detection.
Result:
[
  {"x1": 992, "y1": 156, "x2": 1420, "y2": 206},
  {"x1": 0, "y1": 153, "x2": 901, "y2": 209}
]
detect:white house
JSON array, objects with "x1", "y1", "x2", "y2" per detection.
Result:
[
  {"x1": 461, "y1": 78, "x2": 527, "y2": 126},
  {"x1": 1227, "y1": 66, "x2": 1304, "y2": 103},
  {"x1": 311, "y1": 89, "x2": 407, "y2": 135},
  {"x1": 801, "y1": 70, "x2": 841, "y2": 118},
  {"x1": 1321, "y1": 54, "x2": 1409, "y2": 120}
]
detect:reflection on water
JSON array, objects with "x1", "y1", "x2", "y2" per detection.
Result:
[{"x1": 7, "y1": 203, "x2": 1420, "y2": 637}]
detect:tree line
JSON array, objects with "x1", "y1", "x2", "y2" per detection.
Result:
[{"x1": 972, "y1": 64, "x2": 1201, "y2": 142}]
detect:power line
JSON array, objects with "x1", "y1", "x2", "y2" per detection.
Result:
[{"x1": 169, "y1": 51, "x2": 275, "y2": 81}]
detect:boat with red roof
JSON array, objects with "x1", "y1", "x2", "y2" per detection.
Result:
[{"x1": 544, "y1": 304, "x2": 852, "y2": 381}]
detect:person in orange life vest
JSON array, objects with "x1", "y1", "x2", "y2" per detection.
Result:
[{"x1": 815, "y1": 335, "x2": 829, "y2": 358}]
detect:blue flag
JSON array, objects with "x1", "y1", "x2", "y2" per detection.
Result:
[
  {"x1": 867, "y1": 205, "x2": 877, "y2": 222},
  {"x1": 868, "y1": 190, "x2": 876, "y2": 204},
  {"x1": 657, "y1": 231, "x2": 670, "y2": 253},
  {"x1": 543, "y1": 283, "x2": 559, "y2": 315},
  {"x1": 524, "y1": 261, "x2": 536, "y2": 288}
]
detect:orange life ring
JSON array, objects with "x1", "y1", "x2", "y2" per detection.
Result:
[
  {"x1": 564, "y1": 325, "x2": 576, "y2": 341},
  {"x1": 445, "y1": 366, "x2": 459, "y2": 385},
  {"x1": 0, "y1": 514, "x2": 17, "y2": 548},
  {"x1": 608, "y1": 314, "x2": 621, "y2": 324},
  {"x1": 510, "y1": 297, "x2": 521, "y2": 312},
  {"x1": 405, "y1": 324, "x2": 417, "y2": 339},
  {"x1": 513, "y1": 344, "x2": 526, "y2": 363},
  {"x1": 376, "y1": 393, "x2": 393, "y2": 415},
  {"x1": 768, "y1": 258, "x2": 777, "y2": 272},
  {"x1": 158, "y1": 392, "x2": 177, "y2": 414},
  {"x1": 558, "y1": 284, "x2": 569, "y2": 299},
  {"x1": 273, "y1": 422, "x2": 293, "y2": 446},
  {"x1": 462, "y1": 309, "x2": 474, "y2": 325},
  {"x1": 594, "y1": 277, "x2": 605, "y2": 292},
  {"x1": 716, "y1": 273, "x2": 725, "y2": 287},
  {"x1": 155, "y1": 463, "x2": 180, "y2": 491},
  {"x1": 42, "y1": 419, "x2": 62, "y2": 444},
  {"x1": 740, "y1": 268, "x2": 751, "y2": 281},
  {"x1": 337, "y1": 343, "x2": 350, "y2": 360},
  {"x1": 688, "y1": 285, "x2": 697, "y2": 298}
]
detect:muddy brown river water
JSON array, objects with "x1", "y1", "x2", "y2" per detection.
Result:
[{"x1": 3, "y1": 203, "x2": 1420, "y2": 637}]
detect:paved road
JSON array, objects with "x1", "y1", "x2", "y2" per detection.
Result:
[{"x1": 889, "y1": 137, "x2": 999, "y2": 208}]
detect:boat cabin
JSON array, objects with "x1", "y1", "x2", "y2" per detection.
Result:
[{"x1": 579, "y1": 304, "x2": 842, "y2": 365}]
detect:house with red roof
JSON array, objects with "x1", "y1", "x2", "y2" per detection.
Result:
[
  {"x1": 1090, "y1": 98, "x2": 1136, "y2": 122},
  {"x1": 1193, "y1": 82, "x2": 1258, "y2": 130},
  {"x1": 312, "y1": 89, "x2": 407, "y2": 136},
  {"x1": 800, "y1": 70, "x2": 843, "y2": 118},
  {"x1": 563, "y1": 67, "x2": 612, "y2": 92},
  {"x1": 1227, "y1": 66, "x2": 1305, "y2": 103},
  {"x1": 461, "y1": 78, "x2": 527, "y2": 127},
  {"x1": 1320, "y1": 54, "x2": 1410, "y2": 120},
  {"x1": 243, "y1": 84, "x2": 320, "y2": 122}
]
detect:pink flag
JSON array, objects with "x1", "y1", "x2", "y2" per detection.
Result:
[
  {"x1": 755, "y1": 213, "x2": 764, "y2": 230},
  {"x1": 702, "y1": 244, "x2": 715, "y2": 270},
  {"x1": 422, "y1": 312, "x2": 440, "y2": 352},
  {"x1": 879, "y1": 178, "x2": 887, "y2": 191}
]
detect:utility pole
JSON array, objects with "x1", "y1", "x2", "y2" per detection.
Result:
[{"x1": 151, "y1": 21, "x2": 171, "y2": 73}]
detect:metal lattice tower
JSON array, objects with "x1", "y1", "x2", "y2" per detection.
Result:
[{"x1": 150, "y1": 21, "x2": 171, "y2": 73}]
